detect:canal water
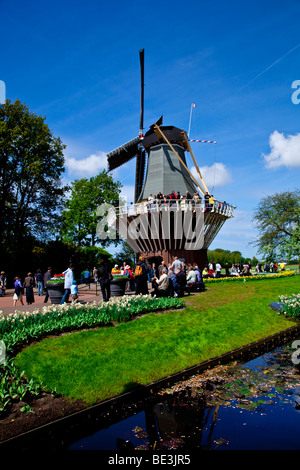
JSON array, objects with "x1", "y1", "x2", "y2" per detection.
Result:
[{"x1": 68, "y1": 339, "x2": 300, "y2": 451}]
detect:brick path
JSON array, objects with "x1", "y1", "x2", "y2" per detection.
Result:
[
  {"x1": 0, "y1": 283, "x2": 154, "y2": 316},
  {"x1": 0, "y1": 284, "x2": 104, "y2": 316}
]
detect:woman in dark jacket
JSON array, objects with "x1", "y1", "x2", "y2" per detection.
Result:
[
  {"x1": 97, "y1": 259, "x2": 111, "y2": 302},
  {"x1": 23, "y1": 272, "x2": 35, "y2": 305}
]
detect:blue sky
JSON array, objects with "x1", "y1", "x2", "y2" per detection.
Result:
[{"x1": 2, "y1": 0, "x2": 300, "y2": 259}]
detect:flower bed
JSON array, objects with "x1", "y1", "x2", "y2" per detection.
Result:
[
  {"x1": 204, "y1": 271, "x2": 295, "y2": 284},
  {"x1": 277, "y1": 293, "x2": 300, "y2": 318},
  {"x1": 0, "y1": 295, "x2": 184, "y2": 415},
  {"x1": 46, "y1": 273, "x2": 65, "y2": 284}
]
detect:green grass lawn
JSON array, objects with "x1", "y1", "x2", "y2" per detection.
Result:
[{"x1": 14, "y1": 275, "x2": 300, "y2": 405}]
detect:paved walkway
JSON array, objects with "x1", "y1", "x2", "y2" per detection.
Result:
[
  {"x1": 0, "y1": 283, "x2": 154, "y2": 316},
  {"x1": 0, "y1": 284, "x2": 104, "y2": 316}
]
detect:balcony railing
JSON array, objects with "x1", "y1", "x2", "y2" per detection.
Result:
[{"x1": 113, "y1": 197, "x2": 236, "y2": 219}]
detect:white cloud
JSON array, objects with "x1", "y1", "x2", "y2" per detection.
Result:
[
  {"x1": 65, "y1": 151, "x2": 108, "y2": 178},
  {"x1": 263, "y1": 131, "x2": 300, "y2": 169},
  {"x1": 210, "y1": 209, "x2": 259, "y2": 258},
  {"x1": 191, "y1": 162, "x2": 232, "y2": 189},
  {"x1": 120, "y1": 185, "x2": 135, "y2": 203}
]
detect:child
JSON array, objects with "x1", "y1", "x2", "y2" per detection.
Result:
[
  {"x1": 71, "y1": 280, "x2": 79, "y2": 302},
  {"x1": 13, "y1": 277, "x2": 24, "y2": 307}
]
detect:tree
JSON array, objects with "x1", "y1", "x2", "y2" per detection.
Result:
[
  {"x1": 207, "y1": 248, "x2": 243, "y2": 266},
  {"x1": 252, "y1": 190, "x2": 300, "y2": 269},
  {"x1": 113, "y1": 240, "x2": 136, "y2": 267},
  {"x1": 60, "y1": 171, "x2": 122, "y2": 247},
  {"x1": 0, "y1": 99, "x2": 67, "y2": 263}
]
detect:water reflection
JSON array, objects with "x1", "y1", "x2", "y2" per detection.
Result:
[{"x1": 69, "y1": 340, "x2": 300, "y2": 451}]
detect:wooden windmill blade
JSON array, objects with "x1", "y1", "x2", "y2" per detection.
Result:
[
  {"x1": 106, "y1": 49, "x2": 147, "y2": 202},
  {"x1": 135, "y1": 49, "x2": 146, "y2": 202},
  {"x1": 107, "y1": 136, "x2": 141, "y2": 171}
]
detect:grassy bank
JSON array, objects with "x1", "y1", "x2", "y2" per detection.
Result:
[{"x1": 14, "y1": 275, "x2": 299, "y2": 405}]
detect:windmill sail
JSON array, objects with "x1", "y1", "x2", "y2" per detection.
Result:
[{"x1": 107, "y1": 136, "x2": 140, "y2": 171}]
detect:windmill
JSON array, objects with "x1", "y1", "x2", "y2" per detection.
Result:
[{"x1": 105, "y1": 49, "x2": 235, "y2": 268}]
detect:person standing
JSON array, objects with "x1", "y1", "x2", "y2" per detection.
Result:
[
  {"x1": 171, "y1": 257, "x2": 182, "y2": 272},
  {"x1": 134, "y1": 256, "x2": 149, "y2": 295},
  {"x1": 0, "y1": 271, "x2": 6, "y2": 296},
  {"x1": 71, "y1": 280, "x2": 79, "y2": 302},
  {"x1": 124, "y1": 264, "x2": 135, "y2": 292},
  {"x1": 13, "y1": 277, "x2": 24, "y2": 307},
  {"x1": 149, "y1": 263, "x2": 157, "y2": 281},
  {"x1": 225, "y1": 263, "x2": 230, "y2": 277},
  {"x1": 158, "y1": 260, "x2": 167, "y2": 277},
  {"x1": 185, "y1": 191, "x2": 192, "y2": 211},
  {"x1": 23, "y1": 272, "x2": 35, "y2": 305},
  {"x1": 93, "y1": 266, "x2": 98, "y2": 283},
  {"x1": 60, "y1": 263, "x2": 75, "y2": 304},
  {"x1": 215, "y1": 262, "x2": 222, "y2": 278},
  {"x1": 43, "y1": 267, "x2": 52, "y2": 303},
  {"x1": 83, "y1": 268, "x2": 90, "y2": 285},
  {"x1": 98, "y1": 259, "x2": 111, "y2": 302},
  {"x1": 35, "y1": 269, "x2": 44, "y2": 296}
]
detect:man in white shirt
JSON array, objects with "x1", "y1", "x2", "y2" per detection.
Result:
[
  {"x1": 186, "y1": 267, "x2": 197, "y2": 285},
  {"x1": 152, "y1": 268, "x2": 169, "y2": 297},
  {"x1": 216, "y1": 262, "x2": 222, "y2": 278},
  {"x1": 60, "y1": 263, "x2": 75, "y2": 304}
]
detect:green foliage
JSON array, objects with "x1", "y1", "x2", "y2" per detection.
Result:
[
  {"x1": 0, "y1": 99, "x2": 67, "y2": 246},
  {"x1": 0, "y1": 99, "x2": 68, "y2": 280},
  {"x1": 207, "y1": 248, "x2": 257, "y2": 266},
  {"x1": 113, "y1": 240, "x2": 136, "y2": 267},
  {"x1": 252, "y1": 190, "x2": 300, "y2": 263},
  {"x1": 60, "y1": 171, "x2": 122, "y2": 247}
]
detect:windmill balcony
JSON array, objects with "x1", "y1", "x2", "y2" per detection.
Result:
[
  {"x1": 113, "y1": 197, "x2": 236, "y2": 219},
  {"x1": 103, "y1": 196, "x2": 236, "y2": 261}
]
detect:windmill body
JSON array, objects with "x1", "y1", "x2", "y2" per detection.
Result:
[{"x1": 138, "y1": 125, "x2": 196, "y2": 201}]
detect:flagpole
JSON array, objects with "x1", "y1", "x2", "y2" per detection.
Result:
[{"x1": 188, "y1": 103, "x2": 194, "y2": 138}]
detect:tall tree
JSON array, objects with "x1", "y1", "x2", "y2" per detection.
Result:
[
  {"x1": 60, "y1": 171, "x2": 122, "y2": 247},
  {"x1": 252, "y1": 190, "x2": 300, "y2": 269},
  {"x1": 0, "y1": 99, "x2": 67, "y2": 260}
]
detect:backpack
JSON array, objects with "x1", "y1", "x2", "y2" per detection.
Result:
[
  {"x1": 15, "y1": 284, "x2": 21, "y2": 296},
  {"x1": 134, "y1": 264, "x2": 143, "y2": 277}
]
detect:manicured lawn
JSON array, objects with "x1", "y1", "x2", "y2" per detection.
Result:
[{"x1": 14, "y1": 276, "x2": 300, "y2": 405}]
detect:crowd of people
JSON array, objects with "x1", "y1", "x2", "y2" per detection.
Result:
[
  {"x1": 222, "y1": 260, "x2": 281, "y2": 277},
  {"x1": 146, "y1": 190, "x2": 229, "y2": 214},
  {"x1": 202, "y1": 260, "x2": 283, "y2": 278},
  {"x1": 97, "y1": 256, "x2": 205, "y2": 301},
  {"x1": 1, "y1": 256, "x2": 287, "y2": 308}
]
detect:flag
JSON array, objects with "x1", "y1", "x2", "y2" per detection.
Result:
[{"x1": 192, "y1": 103, "x2": 196, "y2": 107}]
